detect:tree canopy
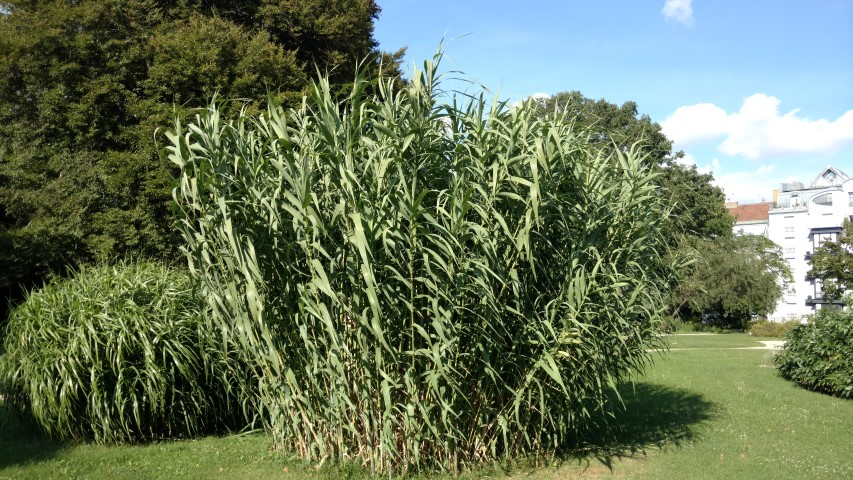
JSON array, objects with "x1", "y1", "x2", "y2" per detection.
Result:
[
  {"x1": 671, "y1": 234, "x2": 792, "y2": 329},
  {"x1": 658, "y1": 162, "x2": 735, "y2": 240},
  {"x1": 0, "y1": 0, "x2": 401, "y2": 310},
  {"x1": 808, "y1": 218, "x2": 853, "y2": 302},
  {"x1": 526, "y1": 92, "x2": 734, "y2": 242},
  {"x1": 528, "y1": 91, "x2": 674, "y2": 166}
]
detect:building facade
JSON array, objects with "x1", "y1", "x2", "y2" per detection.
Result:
[
  {"x1": 766, "y1": 166, "x2": 852, "y2": 321},
  {"x1": 727, "y1": 202, "x2": 770, "y2": 236}
]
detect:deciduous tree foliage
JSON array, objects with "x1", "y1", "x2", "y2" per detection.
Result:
[
  {"x1": 529, "y1": 91, "x2": 673, "y2": 166},
  {"x1": 527, "y1": 92, "x2": 734, "y2": 241},
  {"x1": 671, "y1": 234, "x2": 791, "y2": 329},
  {"x1": 657, "y1": 162, "x2": 735, "y2": 240},
  {"x1": 527, "y1": 92, "x2": 738, "y2": 326},
  {"x1": 808, "y1": 218, "x2": 853, "y2": 302},
  {"x1": 0, "y1": 0, "x2": 399, "y2": 313}
]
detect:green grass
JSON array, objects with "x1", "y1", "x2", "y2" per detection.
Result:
[
  {"x1": 663, "y1": 333, "x2": 780, "y2": 349},
  {"x1": 2, "y1": 333, "x2": 851, "y2": 479},
  {"x1": 0, "y1": 416, "x2": 295, "y2": 480},
  {"x1": 630, "y1": 343, "x2": 850, "y2": 478}
]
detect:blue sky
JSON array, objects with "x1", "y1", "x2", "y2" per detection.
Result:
[{"x1": 374, "y1": 0, "x2": 853, "y2": 203}]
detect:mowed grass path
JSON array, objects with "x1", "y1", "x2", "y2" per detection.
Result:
[{"x1": 2, "y1": 334, "x2": 851, "y2": 479}]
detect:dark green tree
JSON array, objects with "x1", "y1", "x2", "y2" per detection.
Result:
[
  {"x1": 526, "y1": 92, "x2": 737, "y2": 325},
  {"x1": 0, "y1": 0, "x2": 400, "y2": 314},
  {"x1": 529, "y1": 91, "x2": 673, "y2": 165},
  {"x1": 526, "y1": 92, "x2": 734, "y2": 241},
  {"x1": 658, "y1": 162, "x2": 735, "y2": 240},
  {"x1": 671, "y1": 234, "x2": 792, "y2": 329},
  {"x1": 808, "y1": 218, "x2": 853, "y2": 302}
]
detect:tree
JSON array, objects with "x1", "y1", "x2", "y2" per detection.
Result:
[
  {"x1": 671, "y1": 234, "x2": 792, "y2": 329},
  {"x1": 528, "y1": 91, "x2": 674, "y2": 165},
  {"x1": 526, "y1": 92, "x2": 734, "y2": 242},
  {"x1": 0, "y1": 0, "x2": 401, "y2": 314},
  {"x1": 658, "y1": 162, "x2": 735, "y2": 240},
  {"x1": 808, "y1": 218, "x2": 853, "y2": 302},
  {"x1": 526, "y1": 92, "x2": 737, "y2": 326}
]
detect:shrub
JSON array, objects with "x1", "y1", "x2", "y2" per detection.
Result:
[
  {"x1": 661, "y1": 316, "x2": 731, "y2": 333},
  {"x1": 776, "y1": 308, "x2": 852, "y2": 398},
  {"x1": 168, "y1": 56, "x2": 677, "y2": 473},
  {"x1": 748, "y1": 319, "x2": 802, "y2": 337},
  {"x1": 0, "y1": 261, "x2": 253, "y2": 443}
]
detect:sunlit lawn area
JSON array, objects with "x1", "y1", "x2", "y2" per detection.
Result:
[
  {"x1": 663, "y1": 332, "x2": 779, "y2": 349},
  {"x1": 2, "y1": 333, "x2": 851, "y2": 479}
]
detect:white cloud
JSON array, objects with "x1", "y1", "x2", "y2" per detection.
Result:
[
  {"x1": 713, "y1": 164, "x2": 780, "y2": 203},
  {"x1": 662, "y1": 103, "x2": 728, "y2": 145},
  {"x1": 676, "y1": 153, "x2": 723, "y2": 176},
  {"x1": 674, "y1": 152, "x2": 720, "y2": 175},
  {"x1": 675, "y1": 152, "x2": 696, "y2": 167},
  {"x1": 661, "y1": 0, "x2": 694, "y2": 25},
  {"x1": 711, "y1": 157, "x2": 721, "y2": 173},
  {"x1": 512, "y1": 92, "x2": 550, "y2": 108},
  {"x1": 661, "y1": 94, "x2": 853, "y2": 160}
]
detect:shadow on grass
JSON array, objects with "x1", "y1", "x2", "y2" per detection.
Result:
[
  {"x1": 560, "y1": 382, "x2": 720, "y2": 471},
  {"x1": 0, "y1": 395, "x2": 65, "y2": 469},
  {"x1": 0, "y1": 383, "x2": 718, "y2": 475}
]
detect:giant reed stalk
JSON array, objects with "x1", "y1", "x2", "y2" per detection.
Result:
[{"x1": 168, "y1": 55, "x2": 676, "y2": 473}]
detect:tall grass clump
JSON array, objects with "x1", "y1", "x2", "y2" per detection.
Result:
[
  {"x1": 168, "y1": 56, "x2": 677, "y2": 473},
  {"x1": 0, "y1": 261, "x2": 253, "y2": 443}
]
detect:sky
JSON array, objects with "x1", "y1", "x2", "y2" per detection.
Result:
[{"x1": 373, "y1": 0, "x2": 853, "y2": 203}]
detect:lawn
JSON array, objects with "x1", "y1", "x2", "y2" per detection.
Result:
[{"x1": 1, "y1": 334, "x2": 851, "y2": 479}]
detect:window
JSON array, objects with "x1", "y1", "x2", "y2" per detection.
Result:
[
  {"x1": 813, "y1": 193, "x2": 833, "y2": 206},
  {"x1": 784, "y1": 226, "x2": 795, "y2": 233},
  {"x1": 849, "y1": 192, "x2": 853, "y2": 207},
  {"x1": 785, "y1": 285, "x2": 797, "y2": 303},
  {"x1": 784, "y1": 247, "x2": 795, "y2": 255},
  {"x1": 813, "y1": 233, "x2": 831, "y2": 251},
  {"x1": 815, "y1": 232, "x2": 839, "y2": 247}
]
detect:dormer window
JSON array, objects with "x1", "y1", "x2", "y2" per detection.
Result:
[
  {"x1": 825, "y1": 170, "x2": 836, "y2": 183},
  {"x1": 813, "y1": 193, "x2": 833, "y2": 206}
]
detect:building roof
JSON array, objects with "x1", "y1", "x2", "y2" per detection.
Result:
[
  {"x1": 809, "y1": 166, "x2": 849, "y2": 189},
  {"x1": 727, "y1": 202, "x2": 771, "y2": 223}
]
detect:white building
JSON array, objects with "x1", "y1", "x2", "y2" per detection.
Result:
[
  {"x1": 727, "y1": 202, "x2": 770, "y2": 237},
  {"x1": 766, "y1": 166, "x2": 853, "y2": 321}
]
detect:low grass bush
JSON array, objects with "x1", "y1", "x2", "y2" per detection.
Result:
[
  {"x1": 0, "y1": 261, "x2": 254, "y2": 443},
  {"x1": 776, "y1": 307, "x2": 852, "y2": 398},
  {"x1": 168, "y1": 56, "x2": 679, "y2": 473},
  {"x1": 748, "y1": 319, "x2": 801, "y2": 337}
]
